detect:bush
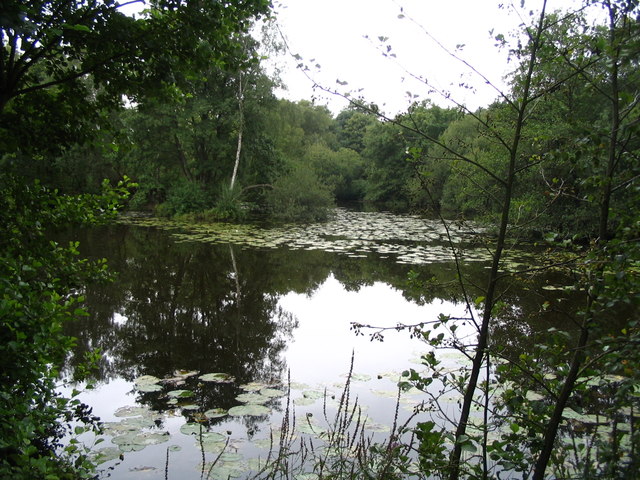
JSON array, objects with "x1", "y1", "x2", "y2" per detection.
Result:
[
  {"x1": 156, "y1": 179, "x2": 210, "y2": 217},
  {"x1": 0, "y1": 174, "x2": 132, "y2": 479},
  {"x1": 265, "y1": 165, "x2": 334, "y2": 222}
]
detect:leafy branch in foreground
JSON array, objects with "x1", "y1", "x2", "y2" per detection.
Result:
[{"x1": 0, "y1": 174, "x2": 134, "y2": 479}]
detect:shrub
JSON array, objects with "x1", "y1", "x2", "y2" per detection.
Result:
[
  {"x1": 0, "y1": 174, "x2": 132, "y2": 479},
  {"x1": 265, "y1": 165, "x2": 334, "y2": 222}
]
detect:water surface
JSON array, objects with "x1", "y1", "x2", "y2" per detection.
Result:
[{"x1": 61, "y1": 210, "x2": 568, "y2": 478}]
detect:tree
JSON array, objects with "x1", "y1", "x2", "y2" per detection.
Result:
[
  {"x1": 0, "y1": 0, "x2": 273, "y2": 476},
  {"x1": 333, "y1": 2, "x2": 636, "y2": 478}
]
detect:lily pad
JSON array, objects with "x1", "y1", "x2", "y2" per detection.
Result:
[
  {"x1": 137, "y1": 383, "x2": 163, "y2": 393},
  {"x1": 235, "y1": 392, "x2": 270, "y2": 404},
  {"x1": 180, "y1": 423, "x2": 204, "y2": 436},
  {"x1": 296, "y1": 419, "x2": 326, "y2": 435},
  {"x1": 92, "y1": 447, "x2": 122, "y2": 465},
  {"x1": 228, "y1": 404, "x2": 271, "y2": 417},
  {"x1": 112, "y1": 431, "x2": 169, "y2": 451},
  {"x1": 167, "y1": 389, "x2": 194, "y2": 398},
  {"x1": 201, "y1": 440, "x2": 227, "y2": 454},
  {"x1": 219, "y1": 452, "x2": 244, "y2": 462},
  {"x1": 204, "y1": 408, "x2": 228, "y2": 419},
  {"x1": 199, "y1": 372, "x2": 235, "y2": 383},
  {"x1": 201, "y1": 431, "x2": 227, "y2": 443},
  {"x1": 260, "y1": 388, "x2": 285, "y2": 398},
  {"x1": 205, "y1": 464, "x2": 246, "y2": 478},
  {"x1": 302, "y1": 390, "x2": 324, "y2": 400},
  {"x1": 240, "y1": 382, "x2": 268, "y2": 391},
  {"x1": 364, "y1": 421, "x2": 391, "y2": 433},
  {"x1": 134, "y1": 375, "x2": 161, "y2": 386},
  {"x1": 113, "y1": 406, "x2": 150, "y2": 418}
]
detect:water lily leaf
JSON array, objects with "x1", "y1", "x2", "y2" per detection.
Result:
[
  {"x1": 296, "y1": 419, "x2": 326, "y2": 435},
  {"x1": 201, "y1": 431, "x2": 227, "y2": 443},
  {"x1": 260, "y1": 388, "x2": 285, "y2": 398},
  {"x1": 118, "y1": 443, "x2": 145, "y2": 452},
  {"x1": 114, "y1": 406, "x2": 150, "y2": 418},
  {"x1": 167, "y1": 389, "x2": 194, "y2": 398},
  {"x1": 180, "y1": 423, "x2": 204, "y2": 436},
  {"x1": 129, "y1": 466, "x2": 157, "y2": 472},
  {"x1": 364, "y1": 421, "x2": 391, "y2": 433},
  {"x1": 112, "y1": 431, "x2": 169, "y2": 450},
  {"x1": 115, "y1": 416, "x2": 157, "y2": 430},
  {"x1": 294, "y1": 397, "x2": 316, "y2": 406},
  {"x1": 205, "y1": 464, "x2": 246, "y2": 478},
  {"x1": 92, "y1": 447, "x2": 122, "y2": 464},
  {"x1": 137, "y1": 383, "x2": 163, "y2": 393},
  {"x1": 168, "y1": 445, "x2": 182, "y2": 452},
  {"x1": 219, "y1": 452, "x2": 244, "y2": 462},
  {"x1": 173, "y1": 369, "x2": 198, "y2": 378},
  {"x1": 371, "y1": 390, "x2": 398, "y2": 398},
  {"x1": 201, "y1": 440, "x2": 227, "y2": 454},
  {"x1": 204, "y1": 408, "x2": 228, "y2": 419},
  {"x1": 253, "y1": 438, "x2": 276, "y2": 449},
  {"x1": 199, "y1": 372, "x2": 235, "y2": 383},
  {"x1": 289, "y1": 382, "x2": 310, "y2": 391},
  {"x1": 236, "y1": 392, "x2": 270, "y2": 404},
  {"x1": 228, "y1": 404, "x2": 271, "y2": 416},
  {"x1": 247, "y1": 457, "x2": 271, "y2": 470},
  {"x1": 135, "y1": 432, "x2": 170, "y2": 446},
  {"x1": 302, "y1": 390, "x2": 324, "y2": 400},
  {"x1": 240, "y1": 382, "x2": 267, "y2": 391},
  {"x1": 134, "y1": 375, "x2": 161, "y2": 386}
]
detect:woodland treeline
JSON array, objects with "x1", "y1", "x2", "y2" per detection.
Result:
[
  {"x1": 1, "y1": 0, "x2": 639, "y2": 479},
  {"x1": 4, "y1": 5, "x2": 636, "y2": 234}
]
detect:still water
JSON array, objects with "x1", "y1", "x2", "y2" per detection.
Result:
[{"x1": 61, "y1": 209, "x2": 564, "y2": 479}]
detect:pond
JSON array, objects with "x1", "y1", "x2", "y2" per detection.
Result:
[{"x1": 60, "y1": 208, "x2": 570, "y2": 479}]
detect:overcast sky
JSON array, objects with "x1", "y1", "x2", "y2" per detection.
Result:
[{"x1": 267, "y1": 0, "x2": 585, "y2": 115}]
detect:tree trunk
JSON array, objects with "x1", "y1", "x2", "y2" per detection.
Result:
[
  {"x1": 533, "y1": 3, "x2": 621, "y2": 477},
  {"x1": 447, "y1": 3, "x2": 547, "y2": 478},
  {"x1": 230, "y1": 72, "x2": 245, "y2": 190}
]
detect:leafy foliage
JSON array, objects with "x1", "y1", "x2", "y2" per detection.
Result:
[
  {"x1": 0, "y1": 175, "x2": 133, "y2": 478},
  {"x1": 265, "y1": 165, "x2": 335, "y2": 222}
]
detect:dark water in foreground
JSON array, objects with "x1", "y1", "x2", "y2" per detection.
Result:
[{"x1": 60, "y1": 211, "x2": 572, "y2": 479}]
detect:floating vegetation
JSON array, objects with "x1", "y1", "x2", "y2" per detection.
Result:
[
  {"x1": 167, "y1": 389, "x2": 194, "y2": 398},
  {"x1": 90, "y1": 364, "x2": 432, "y2": 478},
  {"x1": 180, "y1": 423, "x2": 205, "y2": 436},
  {"x1": 235, "y1": 392, "x2": 270, "y2": 404},
  {"x1": 92, "y1": 447, "x2": 121, "y2": 465},
  {"x1": 228, "y1": 404, "x2": 271, "y2": 416},
  {"x1": 260, "y1": 387, "x2": 285, "y2": 398},
  {"x1": 204, "y1": 408, "x2": 228, "y2": 419},
  {"x1": 301, "y1": 390, "x2": 325, "y2": 400},
  {"x1": 113, "y1": 406, "x2": 151, "y2": 418},
  {"x1": 116, "y1": 208, "x2": 526, "y2": 267},
  {"x1": 199, "y1": 372, "x2": 235, "y2": 383},
  {"x1": 111, "y1": 431, "x2": 170, "y2": 451},
  {"x1": 134, "y1": 375, "x2": 162, "y2": 392},
  {"x1": 346, "y1": 373, "x2": 372, "y2": 382}
]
